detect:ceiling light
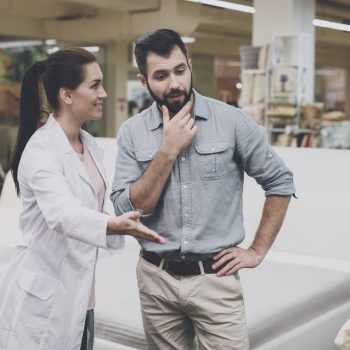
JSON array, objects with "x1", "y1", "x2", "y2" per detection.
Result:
[
  {"x1": 315, "y1": 69, "x2": 336, "y2": 76},
  {"x1": 46, "y1": 46, "x2": 59, "y2": 54},
  {"x1": 45, "y1": 39, "x2": 57, "y2": 45},
  {"x1": 313, "y1": 19, "x2": 350, "y2": 33},
  {"x1": 181, "y1": 36, "x2": 196, "y2": 44},
  {"x1": 0, "y1": 40, "x2": 43, "y2": 49},
  {"x1": 185, "y1": 0, "x2": 255, "y2": 14},
  {"x1": 187, "y1": 1, "x2": 350, "y2": 34},
  {"x1": 82, "y1": 46, "x2": 100, "y2": 53}
]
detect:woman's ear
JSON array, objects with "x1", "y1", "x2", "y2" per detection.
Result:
[{"x1": 59, "y1": 87, "x2": 73, "y2": 105}]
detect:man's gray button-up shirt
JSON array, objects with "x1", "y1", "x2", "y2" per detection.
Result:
[{"x1": 111, "y1": 91, "x2": 295, "y2": 254}]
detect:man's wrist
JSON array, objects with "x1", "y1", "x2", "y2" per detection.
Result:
[
  {"x1": 249, "y1": 246, "x2": 266, "y2": 262},
  {"x1": 159, "y1": 145, "x2": 179, "y2": 161}
]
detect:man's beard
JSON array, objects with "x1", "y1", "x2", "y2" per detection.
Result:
[{"x1": 147, "y1": 76, "x2": 193, "y2": 115}]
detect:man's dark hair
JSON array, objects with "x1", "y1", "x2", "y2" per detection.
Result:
[{"x1": 134, "y1": 29, "x2": 188, "y2": 77}]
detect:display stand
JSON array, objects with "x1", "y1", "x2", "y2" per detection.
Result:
[{"x1": 267, "y1": 34, "x2": 314, "y2": 144}]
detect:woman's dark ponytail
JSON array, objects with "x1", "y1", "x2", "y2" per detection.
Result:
[
  {"x1": 10, "y1": 48, "x2": 96, "y2": 196},
  {"x1": 11, "y1": 61, "x2": 44, "y2": 195}
]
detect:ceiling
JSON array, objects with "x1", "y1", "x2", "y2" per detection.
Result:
[{"x1": 0, "y1": 0, "x2": 349, "y2": 67}]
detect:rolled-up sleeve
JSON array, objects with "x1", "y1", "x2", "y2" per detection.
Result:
[
  {"x1": 235, "y1": 110, "x2": 295, "y2": 196},
  {"x1": 110, "y1": 122, "x2": 141, "y2": 215}
]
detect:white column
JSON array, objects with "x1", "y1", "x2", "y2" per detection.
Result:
[
  {"x1": 105, "y1": 40, "x2": 129, "y2": 137},
  {"x1": 346, "y1": 69, "x2": 350, "y2": 118},
  {"x1": 253, "y1": 0, "x2": 315, "y2": 102}
]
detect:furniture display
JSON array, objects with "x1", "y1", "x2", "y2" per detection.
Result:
[{"x1": 1, "y1": 138, "x2": 350, "y2": 350}]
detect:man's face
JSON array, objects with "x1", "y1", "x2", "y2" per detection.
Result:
[{"x1": 139, "y1": 46, "x2": 193, "y2": 114}]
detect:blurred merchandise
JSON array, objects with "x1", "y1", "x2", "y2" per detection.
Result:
[
  {"x1": 244, "y1": 103, "x2": 265, "y2": 125},
  {"x1": 239, "y1": 45, "x2": 261, "y2": 70},
  {"x1": 321, "y1": 120, "x2": 350, "y2": 149},
  {"x1": 268, "y1": 104, "x2": 297, "y2": 117},
  {"x1": 301, "y1": 103, "x2": 323, "y2": 130},
  {"x1": 239, "y1": 44, "x2": 269, "y2": 126},
  {"x1": 322, "y1": 110, "x2": 347, "y2": 122},
  {"x1": 272, "y1": 66, "x2": 297, "y2": 99}
]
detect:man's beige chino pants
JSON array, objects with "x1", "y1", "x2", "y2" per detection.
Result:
[{"x1": 136, "y1": 257, "x2": 249, "y2": 350}]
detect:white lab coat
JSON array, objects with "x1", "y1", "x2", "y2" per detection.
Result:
[{"x1": 0, "y1": 115, "x2": 124, "y2": 350}]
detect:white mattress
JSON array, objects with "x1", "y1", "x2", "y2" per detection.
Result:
[
  {"x1": 94, "y1": 238, "x2": 350, "y2": 349},
  {"x1": 241, "y1": 260, "x2": 350, "y2": 348},
  {"x1": 95, "y1": 238, "x2": 145, "y2": 348}
]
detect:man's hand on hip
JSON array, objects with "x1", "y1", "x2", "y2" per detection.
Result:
[
  {"x1": 212, "y1": 247, "x2": 264, "y2": 277},
  {"x1": 211, "y1": 196, "x2": 292, "y2": 277}
]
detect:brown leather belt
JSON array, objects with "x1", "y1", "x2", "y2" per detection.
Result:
[{"x1": 141, "y1": 250, "x2": 226, "y2": 276}]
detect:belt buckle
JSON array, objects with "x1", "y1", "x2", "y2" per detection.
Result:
[
  {"x1": 164, "y1": 260, "x2": 179, "y2": 278},
  {"x1": 164, "y1": 259, "x2": 180, "y2": 276},
  {"x1": 164, "y1": 259, "x2": 180, "y2": 271},
  {"x1": 165, "y1": 259, "x2": 200, "y2": 276}
]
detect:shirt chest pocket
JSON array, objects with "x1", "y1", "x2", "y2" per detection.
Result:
[
  {"x1": 135, "y1": 147, "x2": 159, "y2": 172},
  {"x1": 195, "y1": 141, "x2": 230, "y2": 180}
]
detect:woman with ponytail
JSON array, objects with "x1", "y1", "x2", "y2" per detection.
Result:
[{"x1": 0, "y1": 48, "x2": 165, "y2": 350}]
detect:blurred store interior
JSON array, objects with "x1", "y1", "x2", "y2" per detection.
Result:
[
  {"x1": 0, "y1": 0, "x2": 349, "y2": 180},
  {"x1": 1, "y1": 2, "x2": 350, "y2": 349}
]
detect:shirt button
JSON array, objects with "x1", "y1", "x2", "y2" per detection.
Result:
[
  {"x1": 183, "y1": 185, "x2": 188, "y2": 189},
  {"x1": 184, "y1": 240, "x2": 188, "y2": 245},
  {"x1": 184, "y1": 213, "x2": 189, "y2": 217},
  {"x1": 181, "y1": 157, "x2": 186, "y2": 161},
  {"x1": 268, "y1": 153, "x2": 273, "y2": 158},
  {"x1": 211, "y1": 147, "x2": 215, "y2": 151},
  {"x1": 212, "y1": 168, "x2": 215, "y2": 172}
]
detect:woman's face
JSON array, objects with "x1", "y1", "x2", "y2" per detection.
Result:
[{"x1": 70, "y1": 62, "x2": 107, "y2": 122}]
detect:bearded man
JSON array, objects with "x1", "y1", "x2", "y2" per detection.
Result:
[{"x1": 111, "y1": 29, "x2": 295, "y2": 350}]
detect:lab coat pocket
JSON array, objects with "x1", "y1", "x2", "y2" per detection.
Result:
[{"x1": 17, "y1": 268, "x2": 58, "y2": 329}]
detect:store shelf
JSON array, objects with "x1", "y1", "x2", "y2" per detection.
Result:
[
  {"x1": 242, "y1": 69, "x2": 267, "y2": 74},
  {"x1": 268, "y1": 34, "x2": 310, "y2": 143},
  {"x1": 272, "y1": 63, "x2": 297, "y2": 68},
  {"x1": 270, "y1": 127, "x2": 318, "y2": 134}
]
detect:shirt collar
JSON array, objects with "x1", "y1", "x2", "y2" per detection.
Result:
[
  {"x1": 148, "y1": 90, "x2": 209, "y2": 131},
  {"x1": 149, "y1": 102, "x2": 162, "y2": 131},
  {"x1": 192, "y1": 90, "x2": 209, "y2": 120}
]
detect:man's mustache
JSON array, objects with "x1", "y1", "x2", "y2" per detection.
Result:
[{"x1": 165, "y1": 90, "x2": 186, "y2": 98}]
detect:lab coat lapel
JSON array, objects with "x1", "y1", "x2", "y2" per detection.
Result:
[
  {"x1": 80, "y1": 130, "x2": 108, "y2": 186},
  {"x1": 45, "y1": 115, "x2": 95, "y2": 192}
]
